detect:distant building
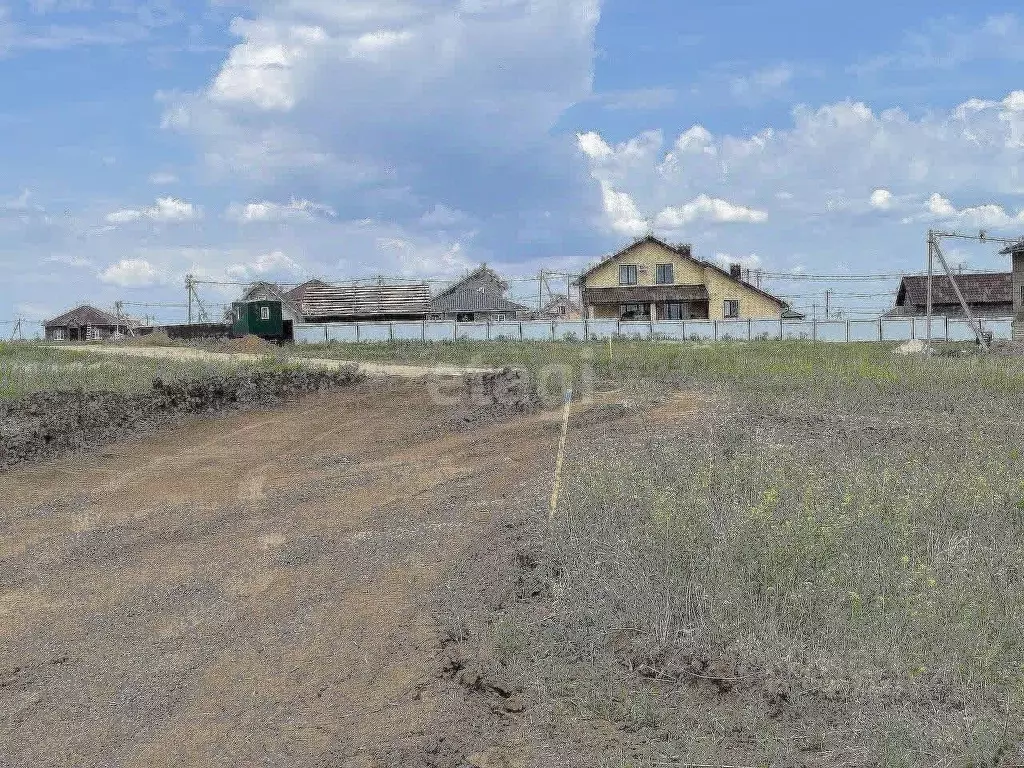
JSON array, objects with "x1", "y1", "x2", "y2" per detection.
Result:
[
  {"x1": 538, "y1": 294, "x2": 582, "y2": 321},
  {"x1": 577, "y1": 236, "x2": 793, "y2": 321},
  {"x1": 883, "y1": 273, "x2": 1013, "y2": 319},
  {"x1": 428, "y1": 265, "x2": 530, "y2": 322},
  {"x1": 300, "y1": 282, "x2": 431, "y2": 322},
  {"x1": 44, "y1": 305, "x2": 131, "y2": 341}
]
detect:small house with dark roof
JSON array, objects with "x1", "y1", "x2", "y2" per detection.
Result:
[
  {"x1": 44, "y1": 305, "x2": 130, "y2": 341},
  {"x1": 428, "y1": 265, "x2": 530, "y2": 322},
  {"x1": 576, "y1": 235, "x2": 794, "y2": 321},
  {"x1": 883, "y1": 273, "x2": 1013, "y2": 319}
]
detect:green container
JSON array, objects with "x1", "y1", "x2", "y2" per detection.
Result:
[{"x1": 231, "y1": 300, "x2": 284, "y2": 339}]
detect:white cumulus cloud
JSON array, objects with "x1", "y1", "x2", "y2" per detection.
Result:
[
  {"x1": 99, "y1": 258, "x2": 164, "y2": 287},
  {"x1": 105, "y1": 197, "x2": 200, "y2": 224},
  {"x1": 226, "y1": 198, "x2": 336, "y2": 222},
  {"x1": 655, "y1": 195, "x2": 768, "y2": 228},
  {"x1": 869, "y1": 188, "x2": 894, "y2": 210}
]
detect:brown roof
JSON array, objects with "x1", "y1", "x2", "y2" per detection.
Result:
[
  {"x1": 577, "y1": 235, "x2": 790, "y2": 309},
  {"x1": 896, "y1": 273, "x2": 1011, "y2": 306},
  {"x1": 582, "y1": 285, "x2": 711, "y2": 303},
  {"x1": 44, "y1": 305, "x2": 122, "y2": 329}
]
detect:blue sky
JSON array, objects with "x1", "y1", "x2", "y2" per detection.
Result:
[{"x1": 4, "y1": 0, "x2": 1024, "y2": 328}]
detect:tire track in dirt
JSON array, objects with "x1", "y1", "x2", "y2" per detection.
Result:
[{"x1": 0, "y1": 377, "x2": 567, "y2": 767}]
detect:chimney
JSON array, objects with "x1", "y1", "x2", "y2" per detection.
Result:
[{"x1": 729, "y1": 264, "x2": 742, "y2": 280}]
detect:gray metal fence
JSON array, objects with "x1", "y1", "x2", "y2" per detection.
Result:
[{"x1": 294, "y1": 316, "x2": 1014, "y2": 345}]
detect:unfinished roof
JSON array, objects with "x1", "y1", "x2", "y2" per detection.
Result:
[
  {"x1": 895, "y1": 273, "x2": 1011, "y2": 306},
  {"x1": 300, "y1": 283, "x2": 432, "y2": 318},
  {"x1": 240, "y1": 281, "x2": 303, "y2": 317},
  {"x1": 44, "y1": 305, "x2": 122, "y2": 328},
  {"x1": 432, "y1": 265, "x2": 508, "y2": 301},
  {"x1": 284, "y1": 279, "x2": 331, "y2": 305}
]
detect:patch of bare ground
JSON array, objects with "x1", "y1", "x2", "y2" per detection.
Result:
[{"x1": 0, "y1": 374, "x2": 619, "y2": 767}]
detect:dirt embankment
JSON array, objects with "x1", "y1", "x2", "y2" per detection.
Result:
[{"x1": 0, "y1": 368, "x2": 362, "y2": 470}]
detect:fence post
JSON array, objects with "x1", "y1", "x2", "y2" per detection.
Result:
[
  {"x1": 551, "y1": 321, "x2": 556, "y2": 341},
  {"x1": 779, "y1": 317, "x2": 784, "y2": 340},
  {"x1": 583, "y1": 316, "x2": 589, "y2": 342},
  {"x1": 519, "y1": 320, "x2": 523, "y2": 342},
  {"x1": 713, "y1": 320, "x2": 718, "y2": 342},
  {"x1": 453, "y1": 320, "x2": 458, "y2": 342},
  {"x1": 812, "y1": 318, "x2": 817, "y2": 342},
  {"x1": 486, "y1": 320, "x2": 491, "y2": 342},
  {"x1": 680, "y1": 319, "x2": 686, "y2": 341},
  {"x1": 616, "y1": 318, "x2": 621, "y2": 337},
  {"x1": 389, "y1": 321, "x2": 394, "y2": 342},
  {"x1": 748, "y1": 318, "x2": 752, "y2": 341},
  {"x1": 945, "y1": 315, "x2": 949, "y2": 341},
  {"x1": 878, "y1": 319, "x2": 883, "y2": 342},
  {"x1": 421, "y1": 321, "x2": 426, "y2": 343},
  {"x1": 846, "y1": 320, "x2": 850, "y2": 343},
  {"x1": 355, "y1": 322, "x2": 361, "y2": 343}
]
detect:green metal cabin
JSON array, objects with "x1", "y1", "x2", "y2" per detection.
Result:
[{"x1": 230, "y1": 300, "x2": 292, "y2": 341}]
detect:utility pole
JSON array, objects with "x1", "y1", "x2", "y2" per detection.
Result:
[
  {"x1": 186, "y1": 274, "x2": 194, "y2": 325},
  {"x1": 929, "y1": 231, "x2": 990, "y2": 350},
  {"x1": 926, "y1": 229, "x2": 933, "y2": 348}
]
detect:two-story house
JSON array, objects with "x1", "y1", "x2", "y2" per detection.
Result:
[{"x1": 577, "y1": 235, "x2": 793, "y2": 321}]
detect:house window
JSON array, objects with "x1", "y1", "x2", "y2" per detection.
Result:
[
  {"x1": 663, "y1": 302, "x2": 685, "y2": 320},
  {"x1": 655, "y1": 264, "x2": 674, "y2": 284},
  {"x1": 559, "y1": 305, "x2": 566, "y2": 315},
  {"x1": 724, "y1": 299, "x2": 740, "y2": 319},
  {"x1": 619, "y1": 264, "x2": 638, "y2": 285},
  {"x1": 620, "y1": 303, "x2": 648, "y2": 320},
  {"x1": 496, "y1": 314, "x2": 506, "y2": 322},
  {"x1": 260, "y1": 306, "x2": 270, "y2": 321}
]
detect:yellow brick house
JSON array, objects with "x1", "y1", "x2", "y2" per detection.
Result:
[{"x1": 577, "y1": 235, "x2": 794, "y2": 321}]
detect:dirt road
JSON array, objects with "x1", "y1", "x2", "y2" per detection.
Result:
[
  {"x1": 60, "y1": 343, "x2": 496, "y2": 379},
  {"x1": 0, "y1": 378, "x2": 568, "y2": 767}
]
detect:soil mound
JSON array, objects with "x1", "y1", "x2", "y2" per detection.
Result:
[{"x1": 0, "y1": 367, "x2": 362, "y2": 470}]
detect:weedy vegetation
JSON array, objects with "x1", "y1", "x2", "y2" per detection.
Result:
[
  {"x1": 436, "y1": 340, "x2": 1024, "y2": 767},
  {"x1": 0, "y1": 342, "x2": 295, "y2": 400}
]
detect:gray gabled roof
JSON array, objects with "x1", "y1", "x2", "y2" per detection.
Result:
[{"x1": 430, "y1": 287, "x2": 529, "y2": 313}]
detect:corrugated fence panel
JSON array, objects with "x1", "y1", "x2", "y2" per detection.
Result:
[
  {"x1": 651, "y1": 321, "x2": 687, "y2": 340},
  {"x1": 685, "y1": 321, "x2": 715, "y2": 340},
  {"x1": 455, "y1": 322, "x2": 488, "y2": 341},
  {"x1": 816, "y1": 321, "x2": 848, "y2": 342},
  {"x1": 618, "y1": 321, "x2": 650, "y2": 339},
  {"x1": 912, "y1": 317, "x2": 945, "y2": 341},
  {"x1": 554, "y1": 321, "x2": 586, "y2": 340},
  {"x1": 984, "y1": 318, "x2": 1012, "y2": 339},
  {"x1": 880, "y1": 319, "x2": 913, "y2": 342},
  {"x1": 326, "y1": 323, "x2": 358, "y2": 343},
  {"x1": 717, "y1": 320, "x2": 750, "y2": 341},
  {"x1": 294, "y1": 324, "x2": 327, "y2": 344},
  {"x1": 751, "y1": 320, "x2": 783, "y2": 340},
  {"x1": 356, "y1": 323, "x2": 391, "y2": 342},
  {"x1": 782, "y1": 321, "x2": 810, "y2": 340},
  {"x1": 491, "y1": 322, "x2": 522, "y2": 340},
  {"x1": 947, "y1": 319, "x2": 977, "y2": 341},
  {"x1": 521, "y1": 321, "x2": 553, "y2": 341},
  {"x1": 391, "y1": 322, "x2": 425, "y2": 341},
  {"x1": 585, "y1": 320, "x2": 618, "y2": 340},
  {"x1": 424, "y1": 321, "x2": 456, "y2": 342},
  {"x1": 849, "y1": 321, "x2": 881, "y2": 341}
]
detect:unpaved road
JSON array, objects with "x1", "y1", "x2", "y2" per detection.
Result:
[
  {"x1": 60, "y1": 343, "x2": 497, "y2": 379},
  {"x1": 0, "y1": 378, "x2": 573, "y2": 767}
]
